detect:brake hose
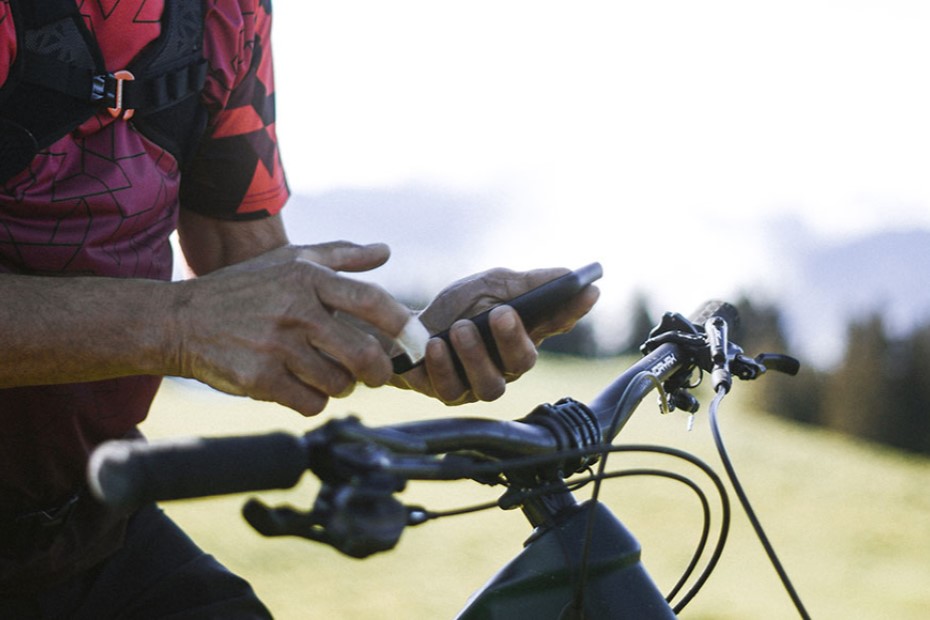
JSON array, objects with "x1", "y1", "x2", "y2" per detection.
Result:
[{"x1": 708, "y1": 386, "x2": 812, "y2": 620}]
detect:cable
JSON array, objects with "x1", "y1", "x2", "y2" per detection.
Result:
[
  {"x1": 379, "y1": 381, "x2": 735, "y2": 616},
  {"x1": 572, "y1": 468, "x2": 712, "y2": 605},
  {"x1": 708, "y1": 386, "x2": 811, "y2": 620},
  {"x1": 569, "y1": 371, "x2": 658, "y2": 615},
  {"x1": 411, "y1": 441, "x2": 731, "y2": 616}
]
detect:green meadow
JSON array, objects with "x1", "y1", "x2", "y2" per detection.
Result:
[{"x1": 142, "y1": 356, "x2": 930, "y2": 619}]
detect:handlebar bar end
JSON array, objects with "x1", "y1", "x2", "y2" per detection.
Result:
[{"x1": 87, "y1": 440, "x2": 145, "y2": 511}]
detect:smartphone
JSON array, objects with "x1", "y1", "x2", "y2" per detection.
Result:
[{"x1": 392, "y1": 262, "x2": 603, "y2": 374}]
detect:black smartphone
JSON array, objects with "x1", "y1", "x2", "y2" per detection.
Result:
[{"x1": 392, "y1": 262, "x2": 603, "y2": 374}]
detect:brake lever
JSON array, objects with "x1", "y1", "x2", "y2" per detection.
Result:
[
  {"x1": 242, "y1": 475, "x2": 411, "y2": 559},
  {"x1": 754, "y1": 353, "x2": 801, "y2": 376},
  {"x1": 242, "y1": 498, "x2": 326, "y2": 541},
  {"x1": 729, "y1": 352, "x2": 801, "y2": 381}
]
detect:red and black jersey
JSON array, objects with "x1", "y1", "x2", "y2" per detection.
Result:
[
  {"x1": 0, "y1": 0, "x2": 291, "y2": 576},
  {"x1": 0, "y1": 0, "x2": 289, "y2": 282}
]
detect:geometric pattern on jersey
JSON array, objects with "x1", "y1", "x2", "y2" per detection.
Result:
[
  {"x1": 0, "y1": 0, "x2": 288, "y2": 516},
  {"x1": 182, "y1": 36, "x2": 288, "y2": 220}
]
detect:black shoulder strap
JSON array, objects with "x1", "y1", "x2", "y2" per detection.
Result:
[
  {"x1": 0, "y1": 0, "x2": 104, "y2": 182},
  {"x1": 0, "y1": 0, "x2": 208, "y2": 184},
  {"x1": 126, "y1": 0, "x2": 209, "y2": 170},
  {"x1": 13, "y1": 0, "x2": 106, "y2": 99}
]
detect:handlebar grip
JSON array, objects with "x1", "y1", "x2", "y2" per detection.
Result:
[
  {"x1": 87, "y1": 432, "x2": 308, "y2": 511},
  {"x1": 689, "y1": 299, "x2": 741, "y2": 336}
]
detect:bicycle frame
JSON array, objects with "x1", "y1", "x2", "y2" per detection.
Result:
[
  {"x1": 88, "y1": 300, "x2": 804, "y2": 619},
  {"x1": 457, "y1": 501, "x2": 675, "y2": 619}
]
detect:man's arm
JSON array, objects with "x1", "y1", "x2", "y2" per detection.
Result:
[
  {"x1": 176, "y1": 210, "x2": 289, "y2": 275},
  {"x1": 0, "y1": 275, "x2": 176, "y2": 388},
  {"x1": 0, "y1": 215, "x2": 416, "y2": 416},
  {"x1": 0, "y1": 210, "x2": 597, "y2": 414},
  {"x1": 175, "y1": 211, "x2": 599, "y2": 409}
]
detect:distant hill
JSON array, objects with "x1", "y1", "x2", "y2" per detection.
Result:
[
  {"x1": 279, "y1": 188, "x2": 930, "y2": 368},
  {"x1": 777, "y1": 228, "x2": 930, "y2": 367},
  {"x1": 281, "y1": 186, "x2": 506, "y2": 299}
]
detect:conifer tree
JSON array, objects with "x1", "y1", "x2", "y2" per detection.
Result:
[{"x1": 822, "y1": 314, "x2": 895, "y2": 444}]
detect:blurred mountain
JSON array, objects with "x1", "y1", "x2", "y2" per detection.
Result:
[
  {"x1": 279, "y1": 188, "x2": 930, "y2": 368},
  {"x1": 281, "y1": 186, "x2": 508, "y2": 300},
  {"x1": 777, "y1": 227, "x2": 930, "y2": 367}
]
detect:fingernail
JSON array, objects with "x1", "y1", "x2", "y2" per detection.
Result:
[
  {"x1": 453, "y1": 321, "x2": 477, "y2": 346},
  {"x1": 495, "y1": 306, "x2": 517, "y2": 332}
]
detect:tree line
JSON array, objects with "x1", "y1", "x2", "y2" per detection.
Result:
[
  {"x1": 540, "y1": 294, "x2": 930, "y2": 455},
  {"x1": 736, "y1": 297, "x2": 930, "y2": 455}
]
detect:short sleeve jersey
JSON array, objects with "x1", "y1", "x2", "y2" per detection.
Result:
[
  {"x1": 0, "y1": 0, "x2": 289, "y2": 280},
  {"x1": 0, "y1": 0, "x2": 289, "y2": 518}
]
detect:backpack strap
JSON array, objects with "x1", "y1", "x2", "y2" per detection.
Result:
[
  {"x1": 0, "y1": 0, "x2": 103, "y2": 182},
  {"x1": 126, "y1": 0, "x2": 209, "y2": 171},
  {"x1": 0, "y1": 0, "x2": 208, "y2": 184}
]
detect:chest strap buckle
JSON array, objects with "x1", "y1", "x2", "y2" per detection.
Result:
[{"x1": 103, "y1": 70, "x2": 136, "y2": 120}]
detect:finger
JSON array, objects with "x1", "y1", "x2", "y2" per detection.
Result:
[
  {"x1": 516, "y1": 267, "x2": 571, "y2": 290},
  {"x1": 418, "y1": 267, "x2": 574, "y2": 335},
  {"x1": 489, "y1": 306, "x2": 538, "y2": 380},
  {"x1": 423, "y1": 337, "x2": 472, "y2": 404},
  {"x1": 481, "y1": 267, "x2": 572, "y2": 303},
  {"x1": 302, "y1": 318, "x2": 393, "y2": 388},
  {"x1": 250, "y1": 366, "x2": 332, "y2": 417},
  {"x1": 449, "y1": 320, "x2": 506, "y2": 402},
  {"x1": 311, "y1": 269, "x2": 412, "y2": 340},
  {"x1": 528, "y1": 284, "x2": 601, "y2": 342},
  {"x1": 216, "y1": 350, "x2": 343, "y2": 416},
  {"x1": 285, "y1": 344, "x2": 357, "y2": 397},
  {"x1": 296, "y1": 242, "x2": 391, "y2": 273}
]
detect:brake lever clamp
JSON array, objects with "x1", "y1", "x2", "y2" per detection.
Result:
[
  {"x1": 304, "y1": 417, "x2": 419, "y2": 483},
  {"x1": 640, "y1": 312, "x2": 705, "y2": 356},
  {"x1": 730, "y1": 353, "x2": 766, "y2": 381},
  {"x1": 639, "y1": 312, "x2": 709, "y2": 415},
  {"x1": 640, "y1": 311, "x2": 714, "y2": 382}
]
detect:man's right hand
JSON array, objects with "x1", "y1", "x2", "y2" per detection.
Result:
[{"x1": 169, "y1": 242, "x2": 412, "y2": 417}]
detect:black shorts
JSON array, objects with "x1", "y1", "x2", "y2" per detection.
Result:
[{"x1": 0, "y1": 504, "x2": 272, "y2": 619}]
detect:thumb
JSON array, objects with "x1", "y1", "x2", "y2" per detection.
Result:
[{"x1": 296, "y1": 241, "x2": 392, "y2": 273}]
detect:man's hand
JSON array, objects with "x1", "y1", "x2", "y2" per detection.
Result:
[
  {"x1": 392, "y1": 268, "x2": 600, "y2": 405},
  {"x1": 169, "y1": 242, "x2": 413, "y2": 416}
]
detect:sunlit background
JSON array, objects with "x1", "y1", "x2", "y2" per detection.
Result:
[
  {"x1": 272, "y1": 1, "x2": 930, "y2": 368},
  {"x1": 151, "y1": 5, "x2": 930, "y2": 617}
]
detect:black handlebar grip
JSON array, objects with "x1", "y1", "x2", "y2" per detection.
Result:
[
  {"x1": 689, "y1": 299, "x2": 741, "y2": 337},
  {"x1": 87, "y1": 432, "x2": 308, "y2": 511}
]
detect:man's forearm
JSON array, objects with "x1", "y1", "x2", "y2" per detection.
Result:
[
  {"x1": 177, "y1": 211, "x2": 289, "y2": 275},
  {"x1": 0, "y1": 213, "x2": 288, "y2": 389},
  {"x1": 0, "y1": 275, "x2": 178, "y2": 387}
]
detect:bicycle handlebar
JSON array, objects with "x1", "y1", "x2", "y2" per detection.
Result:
[
  {"x1": 85, "y1": 297, "x2": 812, "y2": 616},
  {"x1": 88, "y1": 432, "x2": 309, "y2": 510},
  {"x1": 87, "y1": 300, "x2": 751, "y2": 510}
]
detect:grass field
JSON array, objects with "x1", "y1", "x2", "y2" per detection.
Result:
[{"x1": 142, "y1": 356, "x2": 930, "y2": 619}]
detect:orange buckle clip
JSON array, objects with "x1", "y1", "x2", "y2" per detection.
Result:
[{"x1": 107, "y1": 70, "x2": 136, "y2": 120}]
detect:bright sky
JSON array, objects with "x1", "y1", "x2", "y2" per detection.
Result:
[{"x1": 271, "y1": 1, "x2": 930, "y2": 321}]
